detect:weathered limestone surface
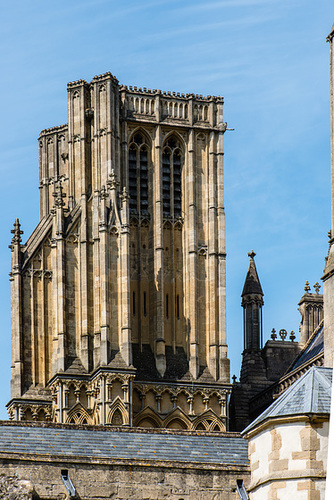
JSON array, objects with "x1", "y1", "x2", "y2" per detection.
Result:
[
  {"x1": 8, "y1": 73, "x2": 231, "y2": 431},
  {"x1": 0, "y1": 462, "x2": 248, "y2": 500},
  {"x1": 0, "y1": 475, "x2": 34, "y2": 500},
  {"x1": 246, "y1": 420, "x2": 328, "y2": 499}
]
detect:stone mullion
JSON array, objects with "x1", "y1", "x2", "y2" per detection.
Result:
[
  {"x1": 55, "y1": 201, "x2": 66, "y2": 373},
  {"x1": 30, "y1": 271, "x2": 36, "y2": 386},
  {"x1": 41, "y1": 254, "x2": 46, "y2": 387},
  {"x1": 76, "y1": 84, "x2": 90, "y2": 370},
  {"x1": 80, "y1": 198, "x2": 89, "y2": 370},
  {"x1": 137, "y1": 148, "x2": 142, "y2": 349},
  {"x1": 54, "y1": 132, "x2": 59, "y2": 180},
  {"x1": 171, "y1": 151, "x2": 176, "y2": 353},
  {"x1": 107, "y1": 82, "x2": 113, "y2": 179},
  {"x1": 172, "y1": 225, "x2": 176, "y2": 354},
  {"x1": 67, "y1": 87, "x2": 78, "y2": 205},
  {"x1": 93, "y1": 198, "x2": 101, "y2": 368},
  {"x1": 99, "y1": 194, "x2": 110, "y2": 366},
  {"x1": 39, "y1": 137, "x2": 48, "y2": 218},
  {"x1": 154, "y1": 125, "x2": 166, "y2": 377},
  {"x1": 187, "y1": 129, "x2": 199, "y2": 379},
  {"x1": 208, "y1": 131, "x2": 218, "y2": 380},
  {"x1": 51, "y1": 225, "x2": 58, "y2": 375},
  {"x1": 216, "y1": 128, "x2": 228, "y2": 381},
  {"x1": 10, "y1": 227, "x2": 23, "y2": 398},
  {"x1": 92, "y1": 86, "x2": 102, "y2": 368},
  {"x1": 182, "y1": 164, "x2": 189, "y2": 357},
  {"x1": 57, "y1": 239, "x2": 66, "y2": 371},
  {"x1": 98, "y1": 81, "x2": 109, "y2": 189},
  {"x1": 138, "y1": 222, "x2": 142, "y2": 350},
  {"x1": 121, "y1": 122, "x2": 128, "y2": 192},
  {"x1": 92, "y1": 83, "x2": 101, "y2": 193},
  {"x1": 120, "y1": 193, "x2": 132, "y2": 365},
  {"x1": 115, "y1": 88, "x2": 121, "y2": 184}
]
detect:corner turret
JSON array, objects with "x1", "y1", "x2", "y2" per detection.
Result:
[{"x1": 241, "y1": 251, "x2": 264, "y2": 351}]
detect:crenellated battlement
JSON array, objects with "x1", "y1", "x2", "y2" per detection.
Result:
[
  {"x1": 67, "y1": 79, "x2": 88, "y2": 89},
  {"x1": 64, "y1": 73, "x2": 224, "y2": 127},
  {"x1": 39, "y1": 124, "x2": 68, "y2": 138},
  {"x1": 120, "y1": 85, "x2": 223, "y2": 127},
  {"x1": 92, "y1": 72, "x2": 119, "y2": 85},
  {"x1": 120, "y1": 84, "x2": 223, "y2": 102}
]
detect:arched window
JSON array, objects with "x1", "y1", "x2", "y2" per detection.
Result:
[
  {"x1": 162, "y1": 136, "x2": 182, "y2": 218},
  {"x1": 128, "y1": 132, "x2": 150, "y2": 215}
]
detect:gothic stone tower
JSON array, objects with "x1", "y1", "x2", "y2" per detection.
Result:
[{"x1": 8, "y1": 73, "x2": 230, "y2": 430}]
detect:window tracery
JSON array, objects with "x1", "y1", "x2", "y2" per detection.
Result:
[
  {"x1": 128, "y1": 132, "x2": 150, "y2": 215},
  {"x1": 162, "y1": 136, "x2": 182, "y2": 218}
]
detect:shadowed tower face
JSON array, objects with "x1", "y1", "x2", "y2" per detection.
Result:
[{"x1": 8, "y1": 74, "x2": 230, "y2": 430}]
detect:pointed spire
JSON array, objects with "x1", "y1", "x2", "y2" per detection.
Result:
[
  {"x1": 241, "y1": 251, "x2": 264, "y2": 351},
  {"x1": 10, "y1": 218, "x2": 23, "y2": 246},
  {"x1": 241, "y1": 250, "x2": 263, "y2": 297}
]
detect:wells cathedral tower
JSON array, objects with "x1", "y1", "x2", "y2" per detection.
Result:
[{"x1": 8, "y1": 73, "x2": 231, "y2": 430}]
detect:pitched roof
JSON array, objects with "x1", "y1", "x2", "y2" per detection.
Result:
[
  {"x1": 242, "y1": 366, "x2": 332, "y2": 435},
  {"x1": 0, "y1": 423, "x2": 249, "y2": 467},
  {"x1": 242, "y1": 252, "x2": 263, "y2": 296},
  {"x1": 289, "y1": 323, "x2": 324, "y2": 372}
]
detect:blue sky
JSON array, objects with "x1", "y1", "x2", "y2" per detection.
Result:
[{"x1": 0, "y1": 0, "x2": 332, "y2": 419}]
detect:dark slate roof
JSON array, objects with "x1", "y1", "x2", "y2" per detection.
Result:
[
  {"x1": 0, "y1": 424, "x2": 248, "y2": 467},
  {"x1": 290, "y1": 324, "x2": 324, "y2": 372},
  {"x1": 242, "y1": 366, "x2": 332, "y2": 435},
  {"x1": 242, "y1": 255, "x2": 263, "y2": 296}
]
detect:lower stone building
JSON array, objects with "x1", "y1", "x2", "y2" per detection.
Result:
[
  {"x1": 242, "y1": 366, "x2": 330, "y2": 499},
  {"x1": 0, "y1": 422, "x2": 249, "y2": 499}
]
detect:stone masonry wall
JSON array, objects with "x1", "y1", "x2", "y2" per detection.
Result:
[
  {"x1": 248, "y1": 419, "x2": 328, "y2": 499},
  {"x1": 0, "y1": 457, "x2": 249, "y2": 500}
]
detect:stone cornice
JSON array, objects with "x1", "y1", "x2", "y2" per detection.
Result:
[
  {"x1": 0, "y1": 419, "x2": 241, "y2": 438},
  {"x1": 242, "y1": 413, "x2": 328, "y2": 439},
  {"x1": 248, "y1": 467, "x2": 326, "y2": 492},
  {"x1": 0, "y1": 449, "x2": 249, "y2": 472}
]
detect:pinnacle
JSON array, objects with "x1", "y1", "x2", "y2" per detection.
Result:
[{"x1": 242, "y1": 251, "x2": 263, "y2": 296}]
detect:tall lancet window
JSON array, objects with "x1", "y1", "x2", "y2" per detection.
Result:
[
  {"x1": 162, "y1": 136, "x2": 183, "y2": 218},
  {"x1": 128, "y1": 132, "x2": 150, "y2": 215}
]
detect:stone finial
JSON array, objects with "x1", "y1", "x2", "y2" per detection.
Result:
[
  {"x1": 232, "y1": 374, "x2": 237, "y2": 384},
  {"x1": 248, "y1": 250, "x2": 256, "y2": 259},
  {"x1": 107, "y1": 169, "x2": 119, "y2": 191},
  {"x1": 314, "y1": 282, "x2": 321, "y2": 294},
  {"x1": 271, "y1": 328, "x2": 277, "y2": 340},
  {"x1": 120, "y1": 186, "x2": 130, "y2": 202},
  {"x1": 279, "y1": 329, "x2": 287, "y2": 341},
  {"x1": 304, "y1": 281, "x2": 311, "y2": 293},
  {"x1": 290, "y1": 330, "x2": 296, "y2": 342},
  {"x1": 11, "y1": 218, "x2": 23, "y2": 245},
  {"x1": 52, "y1": 178, "x2": 66, "y2": 208},
  {"x1": 99, "y1": 185, "x2": 108, "y2": 199}
]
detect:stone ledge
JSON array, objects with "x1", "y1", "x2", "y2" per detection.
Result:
[
  {"x1": 248, "y1": 468, "x2": 326, "y2": 492},
  {"x1": 0, "y1": 420, "x2": 242, "y2": 438},
  {"x1": 0, "y1": 450, "x2": 250, "y2": 472}
]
